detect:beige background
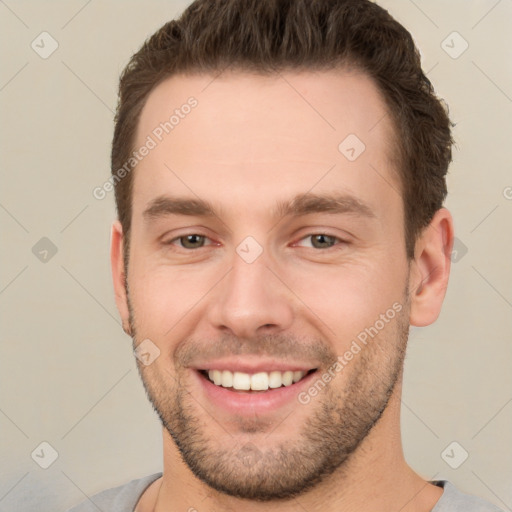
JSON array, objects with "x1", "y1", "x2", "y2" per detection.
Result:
[{"x1": 1, "y1": 1, "x2": 511, "y2": 511}]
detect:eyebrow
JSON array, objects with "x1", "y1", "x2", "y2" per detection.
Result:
[
  {"x1": 142, "y1": 192, "x2": 375, "y2": 222},
  {"x1": 274, "y1": 192, "x2": 375, "y2": 219},
  {"x1": 143, "y1": 196, "x2": 216, "y2": 219}
]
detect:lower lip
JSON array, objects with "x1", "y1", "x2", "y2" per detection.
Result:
[{"x1": 193, "y1": 370, "x2": 317, "y2": 415}]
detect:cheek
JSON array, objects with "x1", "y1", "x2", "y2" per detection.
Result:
[
  {"x1": 127, "y1": 260, "x2": 218, "y2": 335},
  {"x1": 281, "y1": 255, "x2": 407, "y2": 344}
]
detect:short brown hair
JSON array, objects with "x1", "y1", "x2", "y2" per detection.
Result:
[{"x1": 112, "y1": 0, "x2": 453, "y2": 259}]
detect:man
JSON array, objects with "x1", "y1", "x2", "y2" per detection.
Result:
[{"x1": 68, "y1": 0, "x2": 504, "y2": 510}]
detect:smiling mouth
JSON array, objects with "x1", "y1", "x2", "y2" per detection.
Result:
[{"x1": 199, "y1": 369, "x2": 317, "y2": 392}]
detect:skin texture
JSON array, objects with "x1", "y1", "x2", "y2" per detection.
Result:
[{"x1": 111, "y1": 69, "x2": 454, "y2": 512}]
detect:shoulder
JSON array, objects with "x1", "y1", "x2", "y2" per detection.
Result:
[
  {"x1": 65, "y1": 472, "x2": 163, "y2": 512},
  {"x1": 431, "y1": 480, "x2": 506, "y2": 512}
]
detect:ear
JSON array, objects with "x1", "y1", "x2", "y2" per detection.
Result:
[
  {"x1": 409, "y1": 208, "x2": 454, "y2": 327},
  {"x1": 110, "y1": 220, "x2": 132, "y2": 335}
]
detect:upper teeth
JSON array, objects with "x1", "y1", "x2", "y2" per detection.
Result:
[{"x1": 207, "y1": 370, "x2": 306, "y2": 391}]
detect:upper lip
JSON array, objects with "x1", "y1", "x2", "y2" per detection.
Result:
[{"x1": 191, "y1": 357, "x2": 317, "y2": 374}]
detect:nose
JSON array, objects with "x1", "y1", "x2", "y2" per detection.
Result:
[{"x1": 207, "y1": 250, "x2": 294, "y2": 339}]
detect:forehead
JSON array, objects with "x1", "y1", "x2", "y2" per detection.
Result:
[{"x1": 132, "y1": 69, "x2": 400, "y2": 216}]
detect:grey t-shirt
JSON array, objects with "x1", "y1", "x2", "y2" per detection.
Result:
[{"x1": 66, "y1": 473, "x2": 505, "y2": 512}]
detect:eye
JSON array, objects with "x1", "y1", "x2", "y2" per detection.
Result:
[
  {"x1": 296, "y1": 234, "x2": 343, "y2": 249},
  {"x1": 168, "y1": 234, "x2": 211, "y2": 249}
]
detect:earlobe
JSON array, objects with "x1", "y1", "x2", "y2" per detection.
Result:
[
  {"x1": 110, "y1": 220, "x2": 132, "y2": 336},
  {"x1": 409, "y1": 208, "x2": 454, "y2": 327}
]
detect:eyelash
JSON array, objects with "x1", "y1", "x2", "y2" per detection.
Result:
[{"x1": 164, "y1": 233, "x2": 347, "y2": 250}]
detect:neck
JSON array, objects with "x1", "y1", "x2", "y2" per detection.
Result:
[{"x1": 141, "y1": 379, "x2": 443, "y2": 512}]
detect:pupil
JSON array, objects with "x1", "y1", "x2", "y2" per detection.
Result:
[
  {"x1": 313, "y1": 234, "x2": 334, "y2": 248},
  {"x1": 183, "y1": 235, "x2": 203, "y2": 248}
]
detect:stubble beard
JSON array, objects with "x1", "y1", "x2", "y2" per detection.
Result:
[{"x1": 127, "y1": 292, "x2": 410, "y2": 501}]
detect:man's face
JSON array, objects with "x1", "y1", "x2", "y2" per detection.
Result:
[{"x1": 121, "y1": 69, "x2": 412, "y2": 499}]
